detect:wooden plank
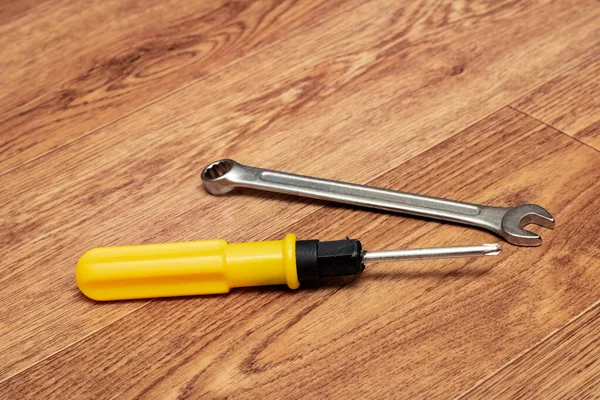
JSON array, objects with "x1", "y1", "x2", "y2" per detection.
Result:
[
  {"x1": 512, "y1": 57, "x2": 600, "y2": 149},
  {"x1": 0, "y1": 0, "x2": 358, "y2": 173},
  {"x1": 460, "y1": 302, "x2": 600, "y2": 398},
  {"x1": 1, "y1": 107, "x2": 599, "y2": 398},
  {"x1": 577, "y1": 120, "x2": 600, "y2": 150},
  {"x1": 2, "y1": 0, "x2": 600, "y2": 176},
  {"x1": 1, "y1": 0, "x2": 599, "y2": 383}
]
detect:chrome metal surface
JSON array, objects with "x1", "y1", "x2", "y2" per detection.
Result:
[
  {"x1": 201, "y1": 159, "x2": 555, "y2": 246},
  {"x1": 362, "y1": 243, "x2": 502, "y2": 262}
]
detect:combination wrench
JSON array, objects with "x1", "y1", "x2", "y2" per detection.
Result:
[{"x1": 201, "y1": 159, "x2": 554, "y2": 246}]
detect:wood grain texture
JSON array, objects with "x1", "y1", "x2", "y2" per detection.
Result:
[
  {"x1": 3, "y1": 0, "x2": 600, "y2": 380},
  {"x1": 0, "y1": 0, "x2": 358, "y2": 173},
  {"x1": 1, "y1": 0, "x2": 599, "y2": 175},
  {"x1": 2, "y1": 107, "x2": 599, "y2": 399},
  {"x1": 513, "y1": 56, "x2": 600, "y2": 149},
  {"x1": 461, "y1": 302, "x2": 600, "y2": 398},
  {"x1": 0, "y1": 0, "x2": 48, "y2": 25},
  {"x1": 1, "y1": 0, "x2": 600, "y2": 397}
]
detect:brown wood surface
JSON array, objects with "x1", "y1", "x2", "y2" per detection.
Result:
[
  {"x1": 0, "y1": 0, "x2": 360, "y2": 173},
  {"x1": 513, "y1": 57, "x2": 600, "y2": 150},
  {"x1": 461, "y1": 302, "x2": 600, "y2": 398},
  {"x1": 1, "y1": 1, "x2": 599, "y2": 398}
]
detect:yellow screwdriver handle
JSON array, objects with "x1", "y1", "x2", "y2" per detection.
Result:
[{"x1": 76, "y1": 234, "x2": 300, "y2": 301}]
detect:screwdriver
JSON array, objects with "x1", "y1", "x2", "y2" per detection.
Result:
[{"x1": 76, "y1": 234, "x2": 501, "y2": 301}]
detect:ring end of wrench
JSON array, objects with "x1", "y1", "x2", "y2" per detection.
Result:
[{"x1": 201, "y1": 159, "x2": 239, "y2": 195}]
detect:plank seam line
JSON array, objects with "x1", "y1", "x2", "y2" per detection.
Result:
[
  {"x1": 508, "y1": 106, "x2": 600, "y2": 155},
  {"x1": 456, "y1": 299, "x2": 600, "y2": 398},
  {"x1": 0, "y1": 103, "x2": 510, "y2": 385},
  {"x1": 0, "y1": 0, "x2": 367, "y2": 180},
  {"x1": 507, "y1": 45, "x2": 600, "y2": 110}
]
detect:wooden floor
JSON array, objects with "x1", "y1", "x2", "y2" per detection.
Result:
[{"x1": 1, "y1": 1, "x2": 599, "y2": 398}]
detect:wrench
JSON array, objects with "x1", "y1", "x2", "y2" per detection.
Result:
[{"x1": 201, "y1": 159, "x2": 554, "y2": 246}]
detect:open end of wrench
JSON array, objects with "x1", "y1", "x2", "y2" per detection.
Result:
[{"x1": 500, "y1": 204, "x2": 555, "y2": 246}]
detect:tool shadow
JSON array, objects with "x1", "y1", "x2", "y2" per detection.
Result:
[
  {"x1": 292, "y1": 266, "x2": 491, "y2": 292},
  {"x1": 75, "y1": 267, "x2": 490, "y2": 304}
]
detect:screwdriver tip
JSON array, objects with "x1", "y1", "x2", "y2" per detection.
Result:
[{"x1": 483, "y1": 243, "x2": 502, "y2": 256}]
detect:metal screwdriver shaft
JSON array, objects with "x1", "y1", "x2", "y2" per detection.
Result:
[{"x1": 362, "y1": 243, "x2": 502, "y2": 263}]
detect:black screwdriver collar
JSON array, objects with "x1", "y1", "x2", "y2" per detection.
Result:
[{"x1": 296, "y1": 239, "x2": 364, "y2": 283}]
